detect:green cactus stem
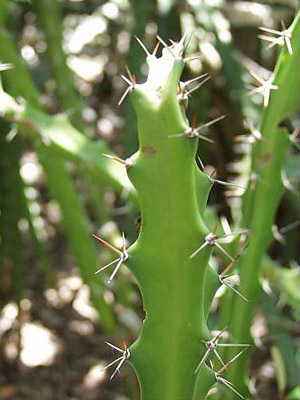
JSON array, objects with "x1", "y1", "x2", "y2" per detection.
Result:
[
  {"x1": 98, "y1": 36, "x2": 248, "y2": 400},
  {"x1": 224, "y1": 12, "x2": 300, "y2": 397},
  {"x1": 127, "y1": 40, "x2": 212, "y2": 399}
]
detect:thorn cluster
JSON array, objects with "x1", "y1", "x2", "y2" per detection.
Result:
[
  {"x1": 290, "y1": 128, "x2": 300, "y2": 150},
  {"x1": 0, "y1": 62, "x2": 14, "y2": 71},
  {"x1": 219, "y1": 255, "x2": 249, "y2": 302},
  {"x1": 169, "y1": 113, "x2": 225, "y2": 142},
  {"x1": 198, "y1": 156, "x2": 245, "y2": 190},
  {"x1": 272, "y1": 220, "x2": 300, "y2": 245},
  {"x1": 93, "y1": 233, "x2": 128, "y2": 283},
  {"x1": 178, "y1": 74, "x2": 210, "y2": 101},
  {"x1": 156, "y1": 35, "x2": 176, "y2": 57},
  {"x1": 103, "y1": 153, "x2": 132, "y2": 168},
  {"x1": 210, "y1": 350, "x2": 247, "y2": 399},
  {"x1": 235, "y1": 119, "x2": 262, "y2": 144},
  {"x1": 102, "y1": 341, "x2": 130, "y2": 380},
  {"x1": 258, "y1": 21, "x2": 293, "y2": 55},
  {"x1": 118, "y1": 66, "x2": 136, "y2": 107},
  {"x1": 195, "y1": 329, "x2": 249, "y2": 374},
  {"x1": 190, "y1": 224, "x2": 248, "y2": 262},
  {"x1": 247, "y1": 69, "x2": 278, "y2": 107},
  {"x1": 281, "y1": 170, "x2": 299, "y2": 195}
]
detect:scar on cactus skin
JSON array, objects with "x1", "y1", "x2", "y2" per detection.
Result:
[{"x1": 140, "y1": 145, "x2": 156, "y2": 158}]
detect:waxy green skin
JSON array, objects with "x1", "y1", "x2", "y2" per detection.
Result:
[
  {"x1": 224, "y1": 12, "x2": 300, "y2": 397},
  {"x1": 122, "y1": 46, "x2": 217, "y2": 399}
]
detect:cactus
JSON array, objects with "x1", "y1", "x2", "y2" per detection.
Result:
[
  {"x1": 221, "y1": 12, "x2": 300, "y2": 397},
  {"x1": 94, "y1": 9, "x2": 300, "y2": 396},
  {"x1": 94, "y1": 36, "x2": 250, "y2": 400}
]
